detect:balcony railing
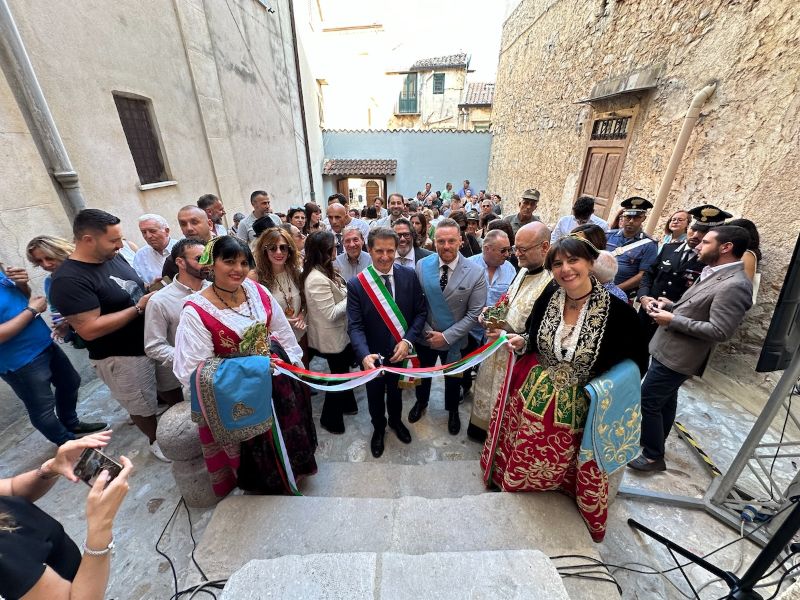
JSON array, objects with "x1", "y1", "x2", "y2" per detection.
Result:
[{"x1": 397, "y1": 95, "x2": 419, "y2": 115}]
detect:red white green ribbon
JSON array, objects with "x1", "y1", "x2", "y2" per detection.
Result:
[{"x1": 272, "y1": 333, "x2": 510, "y2": 392}]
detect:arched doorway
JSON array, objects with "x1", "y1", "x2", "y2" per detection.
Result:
[{"x1": 365, "y1": 180, "x2": 380, "y2": 207}]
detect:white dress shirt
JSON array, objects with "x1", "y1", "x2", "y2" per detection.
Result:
[
  {"x1": 172, "y1": 279, "x2": 302, "y2": 386},
  {"x1": 144, "y1": 276, "x2": 208, "y2": 368},
  {"x1": 550, "y1": 214, "x2": 610, "y2": 243},
  {"x1": 394, "y1": 247, "x2": 416, "y2": 268},
  {"x1": 699, "y1": 260, "x2": 742, "y2": 282},
  {"x1": 133, "y1": 239, "x2": 177, "y2": 283}
]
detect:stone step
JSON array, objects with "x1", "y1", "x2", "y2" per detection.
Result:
[
  {"x1": 220, "y1": 550, "x2": 571, "y2": 599},
  {"x1": 193, "y1": 493, "x2": 618, "y2": 599},
  {"x1": 297, "y1": 459, "x2": 488, "y2": 498}
]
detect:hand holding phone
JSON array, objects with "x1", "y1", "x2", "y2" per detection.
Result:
[{"x1": 73, "y1": 448, "x2": 123, "y2": 488}]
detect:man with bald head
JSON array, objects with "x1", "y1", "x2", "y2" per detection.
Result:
[
  {"x1": 467, "y1": 221, "x2": 554, "y2": 441},
  {"x1": 161, "y1": 206, "x2": 215, "y2": 279}
]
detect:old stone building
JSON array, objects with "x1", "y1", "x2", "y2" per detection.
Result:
[
  {"x1": 489, "y1": 0, "x2": 799, "y2": 356},
  {"x1": 0, "y1": 0, "x2": 322, "y2": 274},
  {"x1": 459, "y1": 82, "x2": 495, "y2": 131}
]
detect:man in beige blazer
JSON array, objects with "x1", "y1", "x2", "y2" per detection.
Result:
[{"x1": 629, "y1": 225, "x2": 753, "y2": 473}]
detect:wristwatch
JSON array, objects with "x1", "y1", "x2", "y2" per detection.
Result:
[
  {"x1": 24, "y1": 307, "x2": 40, "y2": 318},
  {"x1": 83, "y1": 538, "x2": 115, "y2": 556}
]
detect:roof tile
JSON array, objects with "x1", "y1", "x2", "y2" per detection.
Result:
[
  {"x1": 322, "y1": 159, "x2": 397, "y2": 176},
  {"x1": 409, "y1": 53, "x2": 469, "y2": 72},
  {"x1": 461, "y1": 82, "x2": 495, "y2": 106}
]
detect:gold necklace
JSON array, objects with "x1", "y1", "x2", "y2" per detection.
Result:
[{"x1": 273, "y1": 272, "x2": 295, "y2": 317}]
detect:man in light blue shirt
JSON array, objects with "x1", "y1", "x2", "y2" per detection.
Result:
[
  {"x1": 468, "y1": 229, "x2": 516, "y2": 341},
  {"x1": 334, "y1": 226, "x2": 372, "y2": 281},
  {"x1": 551, "y1": 195, "x2": 610, "y2": 243}
]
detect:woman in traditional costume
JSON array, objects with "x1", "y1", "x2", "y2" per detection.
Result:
[
  {"x1": 302, "y1": 231, "x2": 358, "y2": 434},
  {"x1": 481, "y1": 235, "x2": 648, "y2": 542},
  {"x1": 173, "y1": 236, "x2": 316, "y2": 497}
]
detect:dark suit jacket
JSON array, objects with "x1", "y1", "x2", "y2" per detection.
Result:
[
  {"x1": 650, "y1": 263, "x2": 753, "y2": 376},
  {"x1": 638, "y1": 242, "x2": 703, "y2": 302},
  {"x1": 414, "y1": 247, "x2": 433, "y2": 263},
  {"x1": 346, "y1": 265, "x2": 427, "y2": 363}
]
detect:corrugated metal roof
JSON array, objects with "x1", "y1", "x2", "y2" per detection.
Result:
[
  {"x1": 409, "y1": 53, "x2": 469, "y2": 72},
  {"x1": 322, "y1": 158, "x2": 397, "y2": 176},
  {"x1": 461, "y1": 82, "x2": 495, "y2": 106}
]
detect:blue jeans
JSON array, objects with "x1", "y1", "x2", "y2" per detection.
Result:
[{"x1": 1, "y1": 344, "x2": 81, "y2": 445}]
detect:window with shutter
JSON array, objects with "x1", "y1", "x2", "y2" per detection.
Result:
[{"x1": 433, "y1": 73, "x2": 445, "y2": 94}]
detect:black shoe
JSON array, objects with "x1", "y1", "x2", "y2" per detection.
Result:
[
  {"x1": 320, "y1": 419, "x2": 345, "y2": 435},
  {"x1": 448, "y1": 410, "x2": 461, "y2": 435},
  {"x1": 70, "y1": 421, "x2": 108, "y2": 437},
  {"x1": 627, "y1": 455, "x2": 667, "y2": 472},
  {"x1": 466, "y1": 422, "x2": 487, "y2": 443},
  {"x1": 388, "y1": 420, "x2": 412, "y2": 444},
  {"x1": 371, "y1": 430, "x2": 385, "y2": 458},
  {"x1": 408, "y1": 402, "x2": 427, "y2": 423}
]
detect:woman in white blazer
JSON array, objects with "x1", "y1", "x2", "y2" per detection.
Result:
[{"x1": 301, "y1": 231, "x2": 358, "y2": 433}]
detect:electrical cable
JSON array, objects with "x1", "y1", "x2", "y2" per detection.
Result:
[
  {"x1": 155, "y1": 498, "x2": 184, "y2": 600},
  {"x1": 767, "y1": 388, "x2": 794, "y2": 501}
]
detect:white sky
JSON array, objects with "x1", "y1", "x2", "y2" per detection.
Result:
[{"x1": 316, "y1": 0, "x2": 511, "y2": 80}]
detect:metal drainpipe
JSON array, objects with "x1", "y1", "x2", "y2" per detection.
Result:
[
  {"x1": 0, "y1": 0, "x2": 85, "y2": 221},
  {"x1": 646, "y1": 81, "x2": 717, "y2": 235},
  {"x1": 286, "y1": 0, "x2": 315, "y2": 202}
]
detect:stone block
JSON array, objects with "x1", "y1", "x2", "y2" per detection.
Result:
[
  {"x1": 221, "y1": 554, "x2": 376, "y2": 599},
  {"x1": 171, "y1": 455, "x2": 218, "y2": 508},
  {"x1": 156, "y1": 402, "x2": 203, "y2": 462},
  {"x1": 380, "y1": 550, "x2": 570, "y2": 600}
]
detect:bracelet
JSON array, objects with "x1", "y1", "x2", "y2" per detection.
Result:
[
  {"x1": 24, "y1": 307, "x2": 40, "y2": 318},
  {"x1": 83, "y1": 538, "x2": 115, "y2": 556},
  {"x1": 134, "y1": 304, "x2": 144, "y2": 315}
]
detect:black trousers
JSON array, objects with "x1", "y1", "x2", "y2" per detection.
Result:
[
  {"x1": 415, "y1": 344, "x2": 461, "y2": 412},
  {"x1": 318, "y1": 345, "x2": 358, "y2": 428},
  {"x1": 640, "y1": 358, "x2": 690, "y2": 460},
  {"x1": 367, "y1": 370, "x2": 402, "y2": 431},
  {"x1": 637, "y1": 307, "x2": 659, "y2": 343}
]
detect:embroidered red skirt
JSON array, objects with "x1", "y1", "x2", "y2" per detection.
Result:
[{"x1": 481, "y1": 353, "x2": 609, "y2": 542}]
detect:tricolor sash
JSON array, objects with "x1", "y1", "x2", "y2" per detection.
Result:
[
  {"x1": 418, "y1": 254, "x2": 461, "y2": 364},
  {"x1": 357, "y1": 265, "x2": 420, "y2": 387}
]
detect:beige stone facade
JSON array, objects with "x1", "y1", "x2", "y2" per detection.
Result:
[
  {"x1": 489, "y1": 0, "x2": 799, "y2": 355},
  {"x1": 0, "y1": 0, "x2": 321, "y2": 289}
]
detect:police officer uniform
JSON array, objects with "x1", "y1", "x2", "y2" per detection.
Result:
[
  {"x1": 636, "y1": 204, "x2": 732, "y2": 339},
  {"x1": 605, "y1": 197, "x2": 658, "y2": 294}
]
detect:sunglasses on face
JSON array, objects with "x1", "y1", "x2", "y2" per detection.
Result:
[
  {"x1": 267, "y1": 245, "x2": 289, "y2": 253},
  {"x1": 397, "y1": 232, "x2": 413, "y2": 239}
]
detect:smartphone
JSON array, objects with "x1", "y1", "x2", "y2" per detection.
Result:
[{"x1": 73, "y1": 448, "x2": 123, "y2": 488}]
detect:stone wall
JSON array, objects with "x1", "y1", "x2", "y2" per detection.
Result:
[{"x1": 489, "y1": 0, "x2": 800, "y2": 357}]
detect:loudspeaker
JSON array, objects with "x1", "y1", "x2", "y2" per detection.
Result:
[{"x1": 756, "y1": 233, "x2": 800, "y2": 373}]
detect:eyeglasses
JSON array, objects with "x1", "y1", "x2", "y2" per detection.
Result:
[
  {"x1": 488, "y1": 246, "x2": 512, "y2": 254},
  {"x1": 514, "y1": 242, "x2": 545, "y2": 254},
  {"x1": 670, "y1": 217, "x2": 688, "y2": 223},
  {"x1": 396, "y1": 232, "x2": 413, "y2": 239},
  {"x1": 267, "y1": 244, "x2": 289, "y2": 253}
]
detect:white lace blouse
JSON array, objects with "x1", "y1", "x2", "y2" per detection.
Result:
[{"x1": 172, "y1": 279, "x2": 303, "y2": 387}]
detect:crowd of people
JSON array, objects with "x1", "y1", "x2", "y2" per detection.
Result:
[{"x1": 0, "y1": 183, "x2": 762, "y2": 596}]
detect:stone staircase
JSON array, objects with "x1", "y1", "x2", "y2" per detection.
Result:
[{"x1": 187, "y1": 380, "x2": 620, "y2": 599}]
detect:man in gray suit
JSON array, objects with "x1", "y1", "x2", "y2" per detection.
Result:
[
  {"x1": 629, "y1": 225, "x2": 753, "y2": 472},
  {"x1": 410, "y1": 218, "x2": 487, "y2": 435}
]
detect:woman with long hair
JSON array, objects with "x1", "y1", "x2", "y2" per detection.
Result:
[
  {"x1": 26, "y1": 235, "x2": 77, "y2": 343},
  {"x1": 661, "y1": 210, "x2": 690, "y2": 247},
  {"x1": 410, "y1": 213, "x2": 433, "y2": 250},
  {"x1": 301, "y1": 231, "x2": 358, "y2": 433},
  {"x1": 304, "y1": 202, "x2": 325, "y2": 235},
  {"x1": 481, "y1": 235, "x2": 648, "y2": 542},
  {"x1": 173, "y1": 236, "x2": 317, "y2": 497},
  {"x1": 251, "y1": 228, "x2": 309, "y2": 363}
]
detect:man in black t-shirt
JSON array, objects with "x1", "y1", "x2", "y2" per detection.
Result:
[{"x1": 50, "y1": 209, "x2": 170, "y2": 462}]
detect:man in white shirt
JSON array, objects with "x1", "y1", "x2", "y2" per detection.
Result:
[
  {"x1": 326, "y1": 194, "x2": 371, "y2": 240},
  {"x1": 372, "y1": 193, "x2": 406, "y2": 229},
  {"x1": 373, "y1": 197, "x2": 388, "y2": 218},
  {"x1": 237, "y1": 190, "x2": 281, "y2": 244},
  {"x1": 334, "y1": 227, "x2": 372, "y2": 281},
  {"x1": 550, "y1": 195, "x2": 610, "y2": 243},
  {"x1": 198, "y1": 193, "x2": 228, "y2": 237},
  {"x1": 144, "y1": 238, "x2": 208, "y2": 404},
  {"x1": 133, "y1": 214, "x2": 176, "y2": 287}
]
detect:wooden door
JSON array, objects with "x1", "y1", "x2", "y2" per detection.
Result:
[
  {"x1": 578, "y1": 148, "x2": 623, "y2": 219},
  {"x1": 365, "y1": 181, "x2": 379, "y2": 207},
  {"x1": 337, "y1": 178, "x2": 349, "y2": 197},
  {"x1": 576, "y1": 109, "x2": 637, "y2": 220}
]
